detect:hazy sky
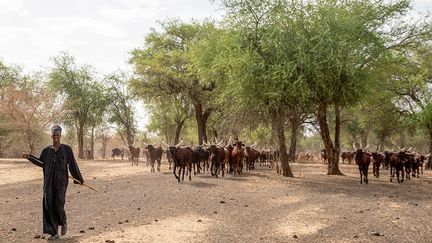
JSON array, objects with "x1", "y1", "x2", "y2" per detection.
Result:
[
  {"x1": 1, "y1": 0, "x2": 431, "y2": 74},
  {"x1": 1, "y1": 0, "x2": 431, "y2": 129}
]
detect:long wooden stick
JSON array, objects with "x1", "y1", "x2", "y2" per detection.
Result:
[{"x1": 24, "y1": 154, "x2": 99, "y2": 192}]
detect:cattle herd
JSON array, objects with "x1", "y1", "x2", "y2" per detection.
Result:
[{"x1": 110, "y1": 140, "x2": 431, "y2": 184}]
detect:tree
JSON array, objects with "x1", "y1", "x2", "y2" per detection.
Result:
[
  {"x1": 0, "y1": 68, "x2": 63, "y2": 155},
  {"x1": 145, "y1": 95, "x2": 192, "y2": 144},
  {"x1": 104, "y1": 73, "x2": 138, "y2": 146},
  {"x1": 130, "y1": 20, "x2": 217, "y2": 145},
  {"x1": 49, "y1": 52, "x2": 104, "y2": 159}
]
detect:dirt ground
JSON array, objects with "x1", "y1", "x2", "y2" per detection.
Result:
[{"x1": 0, "y1": 157, "x2": 431, "y2": 243}]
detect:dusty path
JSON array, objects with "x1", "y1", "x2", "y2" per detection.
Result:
[{"x1": 0, "y1": 158, "x2": 431, "y2": 243}]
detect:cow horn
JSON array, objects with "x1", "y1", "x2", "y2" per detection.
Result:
[
  {"x1": 407, "y1": 147, "x2": 412, "y2": 152},
  {"x1": 352, "y1": 143, "x2": 358, "y2": 150},
  {"x1": 161, "y1": 139, "x2": 169, "y2": 146},
  {"x1": 175, "y1": 139, "x2": 183, "y2": 148},
  {"x1": 425, "y1": 153, "x2": 431, "y2": 157},
  {"x1": 225, "y1": 137, "x2": 232, "y2": 147},
  {"x1": 364, "y1": 144, "x2": 370, "y2": 150},
  {"x1": 250, "y1": 142, "x2": 257, "y2": 148}
]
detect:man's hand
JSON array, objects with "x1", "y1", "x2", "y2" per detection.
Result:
[{"x1": 73, "y1": 180, "x2": 83, "y2": 185}]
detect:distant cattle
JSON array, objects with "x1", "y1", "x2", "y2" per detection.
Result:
[
  {"x1": 341, "y1": 151, "x2": 354, "y2": 164},
  {"x1": 128, "y1": 145, "x2": 140, "y2": 166},
  {"x1": 112, "y1": 148, "x2": 124, "y2": 160}
]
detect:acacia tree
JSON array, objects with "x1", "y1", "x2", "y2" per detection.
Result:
[
  {"x1": 49, "y1": 52, "x2": 105, "y2": 158},
  {"x1": 388, "y1": 43, "x2": 432, "y2": 167},
  {"x1": 129, "y1": 20, "x2": 217, "y2": 145},
  {"x1": 104, "y1": 73, "x2": 137, "y2": 146},
  {"x1": 284, "y1": 0, "x2": 430, "y2": 175}
]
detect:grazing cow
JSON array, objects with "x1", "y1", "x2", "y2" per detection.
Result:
[
  {"x1": 111, "y1": 148, "x2": 124, "y2": 160},
  {"x1": 128, "y1": 145, "x2": 140, "y2": 166},
  {"x1": 169, "y1": 145, "x2": 193, "y2": 183},
  {"x1": 354, "y1": 144, "x2": 371, "y2": 184},
  {"x1": 231, "y1": 140, "x2": 246, "y2": 175},
  {"x1": 371, "y1": 152, "x2": 384, "y2": 178},
  {"x1": 145, "y1": 144, "x2": 163, "y2": 172}
]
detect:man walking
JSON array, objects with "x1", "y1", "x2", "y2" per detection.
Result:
[{"x1": 24, "y1": 125, "x2": 84, "y2": 240}]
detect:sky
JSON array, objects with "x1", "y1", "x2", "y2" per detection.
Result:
[{"x1": 1, "y1": 0, "x2": 431, "y2": 129}]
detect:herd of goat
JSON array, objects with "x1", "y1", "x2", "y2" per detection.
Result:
[{"x1": 110, "y1": 140, "x2": 431, "y2": 184}]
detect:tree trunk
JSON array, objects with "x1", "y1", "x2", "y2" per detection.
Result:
[
  {"x1": 101, "y1": 134, "x2": 107, "y2": 159},
  {"x1": 126, "y1": 125, "x2": 134, "y2": 146},
  {"x1": 273, "y1": 114, "x2": 293, "y2": 177},
  {"x1": 360, "y1": 124, "x2": 370, "y2": 148},
  {"x1": 426, "y1": 126, "x2": 432, "y2": 170},
  {"x1": 317, "y1": 103, "x2": 342, "y2": 175},
  {"x1": 77, "y1": 125, "x2": 84, "y2": 159},
  {"x1": 288, "y1": 117, "x2": 300, "y2": 161},
  {"x1": 174, "y1": 118, "x2": 186, "y2": 145},
  {"x1": 89, "y1": 126, "x2": 95, "y2": 160},
  {"x1": 193, "y1": 102, "x2": 212, "y2": 145}
]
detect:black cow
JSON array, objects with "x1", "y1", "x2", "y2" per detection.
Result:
[
  {"x1": 112, "y1": 148, "x2": 124, "y2": 160},
  {"x1": 169, "y1": 146, "x2": 193, "y2": 183},
  {"x1": 371, "y1": 152, "x2": 384, "y2": 178}
]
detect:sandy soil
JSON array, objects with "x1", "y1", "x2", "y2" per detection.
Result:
[{"x1": 0, "y1": 158, "x2": 431, "y2": 243}]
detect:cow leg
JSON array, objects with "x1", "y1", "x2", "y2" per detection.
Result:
[
  {"x1": 390, "y1": 166, "x2": 393, "y2": 182},
  {"x1": 364, "y1": 166, "x2": 369, "y2": 184},
  {"x1": 173, "y1": 165, "x2": 180, "y2": 183},
  {"x1": 157, "y1": 159, "x2": 161, "y2": 172},
  {"x1": 189, "y1": 163, "x2": 192, "y2": 181},
  {"x1": 359, "y1": 167, "x2": 363, "y2": 184}
]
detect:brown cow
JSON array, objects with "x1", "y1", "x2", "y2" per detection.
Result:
[
  {"x1": 128, "y1": 145, "x2": 140, "y2": 166},
  {"x1": 169, "y1": 143, "x2": 192, "y2": 183},
  {"x1": 231, "y1": 140, "x2": 245, "y2": 175},
  {"x1": 145, "y1": 144, "x2": 163, "y2": 172},
  {"x1": 245, "y1": 142, "x2": 260, "y2": 171},
  {"x1": 354, "y1": 144, "x2": 371, "y2": 184}
]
